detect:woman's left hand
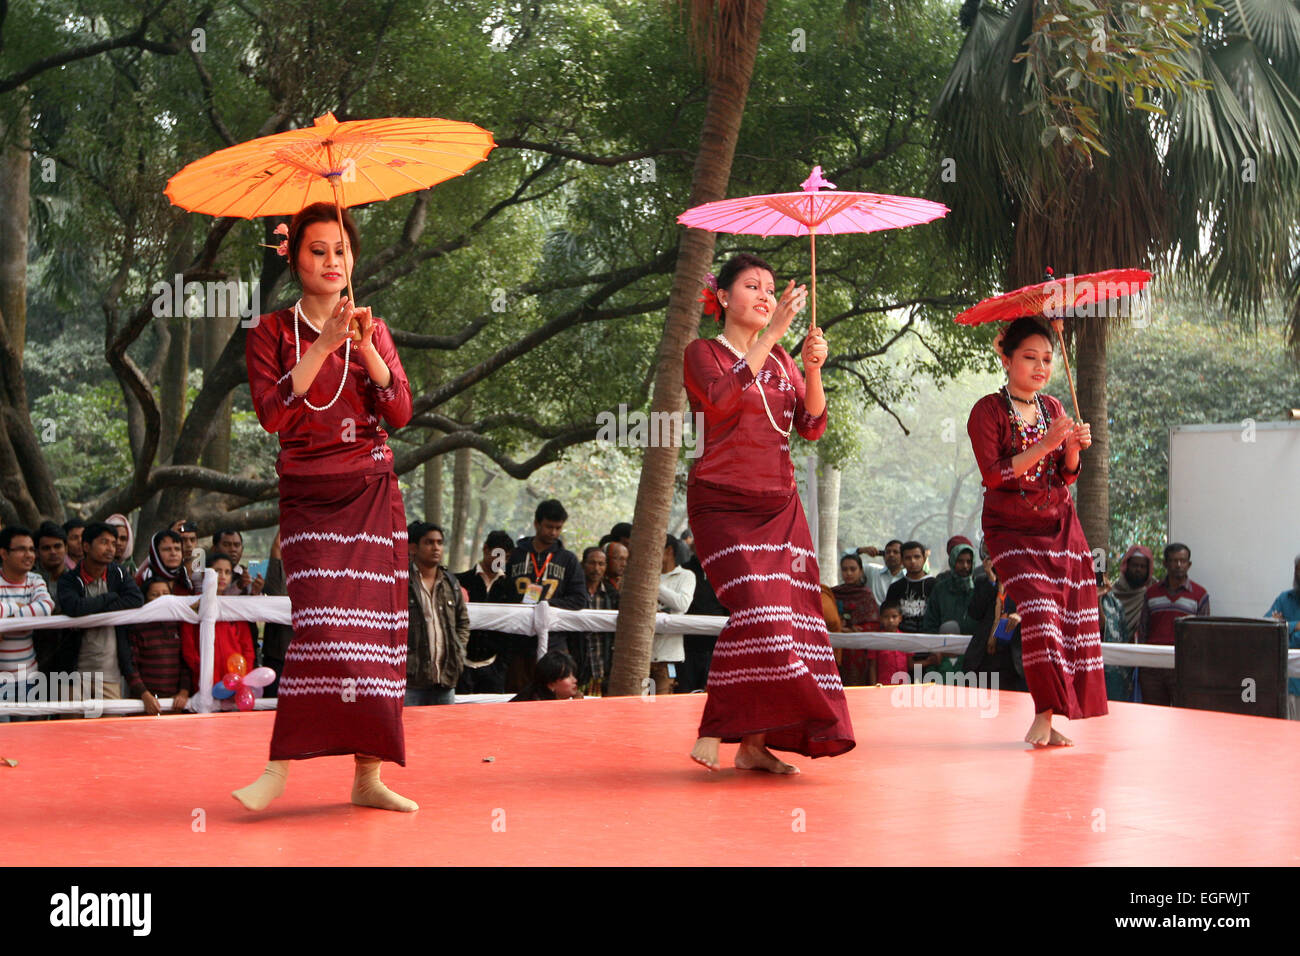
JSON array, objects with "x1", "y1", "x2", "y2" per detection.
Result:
[
  {"x1": 1066, "y1": 421, "x2": 1092, "y2": 451},
  {"x1": 353, "y1": 306, "x2": 376, "y2": 352},
  {"x1": 802, "y1": 327, "x2": 828, "y2": 370}
]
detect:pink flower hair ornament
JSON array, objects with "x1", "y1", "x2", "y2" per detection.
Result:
[{"x1": 259, "y1": 222, "x2": 290, "y2": 258}]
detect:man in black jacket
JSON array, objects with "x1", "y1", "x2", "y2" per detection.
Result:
[
  {"x1": 456, "y1": 529, "x2": 515, "y2": 694},
  {"x1": 503, "y1": 499, "x2": 587, "y2": 691},
  {"x1": 56, "y1": 521, "x2": 143, "y2": 704}
]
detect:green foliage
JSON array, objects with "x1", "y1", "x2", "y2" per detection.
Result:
[
  {"x1": 30, "y1": 383, "x2": 132, "y2": 506},
  {"x1": 10, "y1": 0, "x2": 1005, "y2": 526},
  {"x1": 1100, "y1": 298, "x2": 1300, "y2": 551}
]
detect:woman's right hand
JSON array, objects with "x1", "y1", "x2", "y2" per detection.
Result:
[
  {"x1": 766, "y1": 280, "x2": 807, "y2": 341},
  {"x1": 314, "y1": 297, "x2": 356, "y2": 352},
  {"x1": 1045, "y1": 414, "x2": 1074, "y2": 450}
]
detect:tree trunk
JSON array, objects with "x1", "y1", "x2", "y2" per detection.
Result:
[
  {"x1": 200, "y1": 311, "x2": 237, "y2": 473},
  {"x1": 423, "y1": 451, "x2": 443, "y2": 524},
  {"x1": 1073, "y1": 316, "x2": 1109, "y2": 556},
  {"x1": 469, "y1": 487, "x2": 488, "y2": 573},
  {"x1": 0, "y1": 94, "x2": 30, "y2": 360},
  {"x1": 608, "y1": 0, "x2": 768, "y2": 697},
  {"x1": 449, "y1": 445, "x2": 472, "y2": 571},
  {"x1": 816, "y1": 461, "x2": 841, "y2": 586}
]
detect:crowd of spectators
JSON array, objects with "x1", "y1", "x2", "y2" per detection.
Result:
[{"x1": 2, "y1": 507, "x2": 1298, "y2": 720}]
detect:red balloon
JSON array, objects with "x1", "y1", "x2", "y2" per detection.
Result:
[
  {"x1": 225, "y1": 653, "x2": 248, "y2": 677},
  {"x1": 235, "y1": 686, "x2": 256, "y2": 711},
  {"x1": 222, "y1": 672, "x2": 241, "y2": 690}
]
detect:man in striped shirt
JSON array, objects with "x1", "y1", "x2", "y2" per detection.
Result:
[
  {"x1": 1139, "y1": 542, "x2": 1211, "y2": 707},
  {"x1": 0, "y1": 526, "x2": 56, "y2": 720}
]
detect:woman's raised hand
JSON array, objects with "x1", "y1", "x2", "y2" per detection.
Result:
[
  {"x1": 767, "y1": 280, "x2": 807, "y2": 340},
  {"x1": 316, "y1": 297, "x2": 356, "y2": 351}
]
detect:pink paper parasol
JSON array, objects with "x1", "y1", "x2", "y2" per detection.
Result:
[{"x1": 677, "y1": 166, "x2": 948, "y2": 328}]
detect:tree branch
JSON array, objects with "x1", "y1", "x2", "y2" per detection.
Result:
[
  {"x1": 827, "y1": 363, "x2": 911, "y2": 435},
  {"x1": 0, "y1": 4, "x2": 190, "y2": 95}
]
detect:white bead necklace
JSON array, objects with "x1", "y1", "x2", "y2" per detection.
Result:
[
  {"x1": 293, "y1": 299, "x2": 350, "y2": 412},
  {"x1": 715, "y1": 332, "x2": 792, "y2": 438}
]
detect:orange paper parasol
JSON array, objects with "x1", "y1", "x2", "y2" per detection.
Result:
[{"x1": 165, "y1": 112, "x2": 495, "y2": 306}]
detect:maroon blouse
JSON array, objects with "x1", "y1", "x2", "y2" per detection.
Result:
[
  {"x1": 967, "y1": 391, "x2": 1079, "y2": 517},
  {"x1": 246, "y1": 308, "x2": 413, "y2": 477},
  {"x1": 684, "y1": 338, "x2": 827, "y2": 495}
]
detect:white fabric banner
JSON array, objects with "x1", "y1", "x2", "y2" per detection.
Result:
[{"x1": 7, "y1": 589, "x2": 1300, "y2": 718}]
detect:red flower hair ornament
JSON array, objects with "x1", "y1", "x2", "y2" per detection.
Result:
[{"x1": 699, "y1": 272, "x2": 722, "y2": 322}]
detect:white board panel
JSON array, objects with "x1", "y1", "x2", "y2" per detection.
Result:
[{"x1": 1168, "y1": 421, "x2": 1300, "y2": 619}]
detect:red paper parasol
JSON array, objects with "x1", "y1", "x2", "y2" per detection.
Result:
[{"x1": 954, "y1": 267, "x2": 1153, "y2": 418}]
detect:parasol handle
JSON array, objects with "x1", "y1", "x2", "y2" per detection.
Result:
[
  {"x1": 809, "y1": 227, "x2": 817, "y2": 333},
  {"x1": 327, "y1": 174, "x2": 360, "y2": 341},
  {"x1": 1049, "y1": 318, "x2": 1083, "y2": 422}
]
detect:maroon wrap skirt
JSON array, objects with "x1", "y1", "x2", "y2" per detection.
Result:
[
  {"x1": 688, "y1": 482, "x2": 855, "y2": 757},
  {"x1": 983, "y1": 491, "x2": 1108, "y2": 720},
  {"x1": 270, "y1": 468, "x2": 409, "y2": 763}
]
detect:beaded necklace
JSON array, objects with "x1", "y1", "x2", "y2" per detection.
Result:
[
  {"x1": 715, "y1": 333, "x2": 792, "y2": 438},
  {"x1": 293, "y1": 300, "x2": 351, "y2": 412},
  {"x1": 1002, "y1": 385, "x2": 1055, "y2": 510}
]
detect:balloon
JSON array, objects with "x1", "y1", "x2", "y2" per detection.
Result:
[
  {"x1": 225, "y1": 653, "x2": 248, "y2": 677},
  {"x1": 235, "y1": 686, "x2": 256, "y2": 711},
  {"x1": 211, "y1": 679, "x2": 235, "y2": 700},
  {"x1": 222, "y1": 673, "x2": 242, "y2": 690},
  {"x1": 241, "y1": 666, "x2": 276, "y2": 689}
]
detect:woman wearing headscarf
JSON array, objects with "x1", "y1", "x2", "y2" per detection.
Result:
[
  {"x1": 832, "y1": 553, "x2": 879, "y2": 685},
  {"x1": 105, "y1": 513, "x2": 136, "y2": 575},
  {"x1": 920, "y1": 542, "x2": 977, "y2": 675},
  {"x1": 134, "y1": 528, "x2": 193, "y2": 595},
  {"x1": 1100, "y1": 545, "x2": 1153, "y2": 700}
]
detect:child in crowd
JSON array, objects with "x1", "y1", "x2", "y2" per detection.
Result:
[
  {"x1": 181, "y1": 553, "x2": 256, "y2": 694},
  {"x1": 127, "y1": 578, "x2": 191, "y2": 715},
  {"x1": 510, "y1": 650, "x2": 583, "y2": 701},
  {"x1": 868, "y1": 601, "x2": 912, "y2": 686}
]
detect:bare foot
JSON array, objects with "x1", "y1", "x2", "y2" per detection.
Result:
[
  {"x1": 1048, "y1": 726, "x2": 1074, "y2": 746},
  {"x1": 734, "y1": 744, "x2": 800, "y2": 774},
  {"x1": 691, "y1": 737, "x2": 722, "y2": 771},
  {"x1": 1024, "y1": 712, "x2": 1053, "y2": 747}
]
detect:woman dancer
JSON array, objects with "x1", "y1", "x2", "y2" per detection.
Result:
[
  {"x1": 685, "y1": 253, "x2": 855, "y2": 773},
  {"x1": 967, "y1": 317, "x2": 1107, "y2": 746},
  {"x1": 235, "y1": 201, "x2": 416, "y2": 811}
]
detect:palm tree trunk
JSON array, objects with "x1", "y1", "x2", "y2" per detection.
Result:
[
  {"x1": 608, "y1": 0, "x2": 768, "y2": 697},
  {"x1": 1073, "y1": 316, "x2": 1109, "y2": 555}
]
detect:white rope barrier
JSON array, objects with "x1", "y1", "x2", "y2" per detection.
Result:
[{"x1": 2, "y1": 590, "x2": 1297, "y2": 718}]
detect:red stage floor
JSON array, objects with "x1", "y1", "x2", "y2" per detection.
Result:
[{"x1": 3, "y1": 687, "x2": 1297, "y2": 866}]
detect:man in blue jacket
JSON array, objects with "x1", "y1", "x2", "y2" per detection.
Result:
[{"x1": 1265, "y1": 554, "x2": 1300, "y2": 720}]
